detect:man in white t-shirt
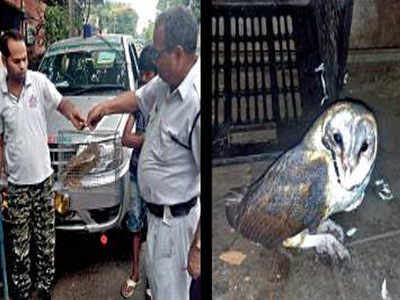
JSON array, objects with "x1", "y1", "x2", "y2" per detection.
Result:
[{"x1": 0, "y1": 30, "x2": 85, "y2": 300}]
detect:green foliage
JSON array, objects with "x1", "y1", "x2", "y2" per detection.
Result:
[
  {"x1": 190, "y1": 0, "x2": 200, "y2": 21},
  {"x1": 138, "y1": 0, "x2": 200, "y2": 44},
  {"x1": 156, "y1": 0, "x2": 182, "y2": 12},
  {"x1": 44, "y1": 6, "x2": 69, "y2": 46},
  {"x1": 96, "y1": 2, "x2": 113, "y2": 33},
  {"x1": 139, "y1": 21, "x2": 155, "y2": 45},
  {"x1": 114, "y1": 10, "x2": 138, "y2": 35},
  {"x1": 93, "y1": 2, "x2": 138, "y2": 36},
  {"x1": 156, "y1": 0, "x2": 200, "y2": 21},
  {"x1": 72, "y1": 5, "x2": 85, "y2": 36},
  {"x1": 44, "y1": 4, "x2": 84, "y2": 46}
]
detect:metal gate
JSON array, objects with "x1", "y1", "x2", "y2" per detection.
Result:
[{"x1": 211, "y1": 0, "x2": 354, "y2": 159}]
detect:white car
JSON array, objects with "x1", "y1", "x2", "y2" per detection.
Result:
[{"x1": 39, "y1": 34, "x2": 140, "y2": 232}]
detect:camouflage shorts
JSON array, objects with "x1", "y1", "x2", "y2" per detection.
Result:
[{"x1": 4, "y1": 175, "x2": 56, "y2": 300}]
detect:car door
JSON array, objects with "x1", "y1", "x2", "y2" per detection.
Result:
[{"x1": 127, "y1": 40, "x2": 140, "y2": 90}]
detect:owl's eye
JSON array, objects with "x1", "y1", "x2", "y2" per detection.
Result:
[
  {"x1": 360, "y1": 142, "x2": 369, "y2": 153},
  {"x1": 333, "y1": 133, "x2": 342, "y2": 145}
]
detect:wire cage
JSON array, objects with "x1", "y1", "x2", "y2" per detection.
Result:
[
  {"x1": 56, "y1": 130, "x2": 124, "y2": 190},
  {"x1": 211, "y1": 0, "x2": 354, "y2": 160}
]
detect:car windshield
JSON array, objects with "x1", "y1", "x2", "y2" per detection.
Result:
[{"x1": 39, "y1": 49, "x2": 129, "y2": 95}]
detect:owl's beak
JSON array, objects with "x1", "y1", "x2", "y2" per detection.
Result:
[
  {"x1": 342, "y1": 157, "x2": 356, "y2": 175},
  {"x1": 340, "y1": 155, "x2": 359, "y2": 191}
]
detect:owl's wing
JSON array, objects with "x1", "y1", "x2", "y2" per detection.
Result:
[{"x1": 225, "y1": 145, "x2": 329, "y2": 249}]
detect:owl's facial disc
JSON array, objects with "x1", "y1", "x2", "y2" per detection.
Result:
[{"x1": 322, "y1": 109, "x2": 377, "y2": 191}]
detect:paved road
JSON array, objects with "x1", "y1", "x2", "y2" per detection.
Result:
[
  {"x1": 0, "y1": 228, "x2": 146, "y2": 300},
  {"x1": 52, "y1": 230, "x2": 146, "y2": 300}
]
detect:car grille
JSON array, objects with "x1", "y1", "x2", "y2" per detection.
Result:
[{"x1": 49, "y1": 143, "x2": 76, "y2": 180}]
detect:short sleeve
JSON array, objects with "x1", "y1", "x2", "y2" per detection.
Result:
[
  {"x1": 0, "y1": 115, "x2": 3, "y2": 135},
  {"x1": 136, "y1": 75, "x2": 166, "y2": 120},
  {"x1": 40, "y1": 73, "x2": 63, "y2": 111},
  {"x1": 191, "y1": 112, "x2": 201, "y2": 171}
]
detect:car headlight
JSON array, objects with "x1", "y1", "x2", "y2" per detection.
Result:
[
  {"x1": 54, "y1": 192, "x2": 70, "y2": 215},
  {"x1": 57, "y1": 131, "x2": 126, "y2": 188},
  {"x1": 1, "y1": 189, "x2": 7, "y2": 212},
  {"x1": 75, "y1": 141, "x2": 123, "y2": 174}
]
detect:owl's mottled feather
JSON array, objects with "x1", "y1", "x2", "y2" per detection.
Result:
[{"x1": 226, "y1": 145, "x2": 329, "y2": 248}]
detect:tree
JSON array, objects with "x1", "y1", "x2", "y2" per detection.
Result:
[
  {"x1": 43, "y1": 1, "x2": 86, "y2": 46},
  {"x1": 114, "y1": 9, "x2": 138, "y2": 35},
  {"x1": 139, "y1": 21, "x2": 155, "y2": 45},
  {"x1": 156, "y1": 0, "x2": 200, "y2": 21},
  {"x1": 139, "y1": 0, "x2": 200, "y2": 45},
  {"x1": 44, "y1": 5, "x2": 69, "y2": 46},
  {"x1": 94, "y1": 2, "x2": 114, "y2": 33},
  {"x1": 92, "y1": 3, "x2": 138, "y2": 36},
  {"x1": 190, "y1": 0, "x2": 200, "y2": 21}
]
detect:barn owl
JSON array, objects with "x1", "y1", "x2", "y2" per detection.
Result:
[{"x1": 225, "y1": 100, "x2": 378, "y2": 262}]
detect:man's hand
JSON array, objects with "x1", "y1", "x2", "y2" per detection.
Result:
[
  {"x1": 58, "y1": 99, "x2": 86, "y2": 130},
  {"x1": 187, "y1": 239, "x2": 200, "y2": 279},
  {"x1": 87, "y1": 103, "x2": 106, "y2": 131},
  {"x1": 87, "y1": 92, "x2": 138, "y2": 130},
  {"x1": 69, "y1": 109, "x2": 86, "y2": 130}
]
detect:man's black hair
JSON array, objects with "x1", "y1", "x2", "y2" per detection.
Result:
[
  {"x1": 0, "y1": 30, "x2": 24, "y2": 58},
  {"x1": 155, "y1": 6, "x2": 198, "y2": 54}
]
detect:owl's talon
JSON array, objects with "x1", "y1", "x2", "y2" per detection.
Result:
[
  {"x1": 317, "y1": 219, "x2": 345, "y2": 243},
  {"x1": 315, "y1": 234, "x2": 351, "y2": 264}
]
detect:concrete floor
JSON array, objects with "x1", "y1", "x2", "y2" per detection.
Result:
[{"x1": 212, "y1": 57, "x2": 400, "y2": 299}]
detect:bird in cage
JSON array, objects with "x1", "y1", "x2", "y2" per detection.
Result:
[
  {"x1": 225, "y1": 99, "x2": 378, "y2": 263},
  {"x1": 61, "y1": 142, "x2": 101, "y2": 188}
]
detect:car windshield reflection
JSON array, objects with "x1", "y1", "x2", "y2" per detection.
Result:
[{"x1": 40, "y1": 49, "x2": 129, "y2": 95}]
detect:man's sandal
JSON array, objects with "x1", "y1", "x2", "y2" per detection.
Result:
[
  {"x1": 120, "y1": 278, "x2": 140, "y2": 299},
  {"x1": 145, "y1": 288, "x2": 153, "y2": 300}
]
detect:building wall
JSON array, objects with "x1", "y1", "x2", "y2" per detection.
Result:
[
  {"x1": 3, "y1": 0, "x2": 44, "y2": 20},
  {"x1": 24, "y1": 0, "x2": 43, "y2": 20},
  {"x1": 1, "y1": 0, "x2": 46, "y2": 69},
  {"x1": 350, "y1": 0, "x2": 400, "y2": 49},
  {"x1": 3, "y1": 0, "x2": 21, "y2": 9},
  {"x1": 26, "y1": 0, "x2": 47, "y2": 69}
]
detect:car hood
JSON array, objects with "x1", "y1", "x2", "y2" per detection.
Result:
[{"x1": 47, "y1": 95, "x2": 124, "y2": 139}]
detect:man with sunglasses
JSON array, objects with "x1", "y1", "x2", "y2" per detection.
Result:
[{"x1": 87, "y1": 6, "x2": 200, "y2": 300}]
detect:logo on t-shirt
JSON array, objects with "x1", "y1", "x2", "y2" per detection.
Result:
[{"x1": 29, "y1": 95, "x2": 38, "y2": 108}]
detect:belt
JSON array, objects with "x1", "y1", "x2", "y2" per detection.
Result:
[{"x1": 146, "y1": 197, "x2": 197, "y2": 218}]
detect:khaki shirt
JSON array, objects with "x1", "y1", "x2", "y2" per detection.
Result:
[
  {"x1": 0, "y1": 71, "x2": 62, "y2": 184},
  {"x1": 136, "y1": 58, "x2": 200, "y2": 205}
]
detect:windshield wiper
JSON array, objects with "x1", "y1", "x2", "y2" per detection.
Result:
[{"x1": 70, "y1": 84, "x2": 126, "y2": 95}]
